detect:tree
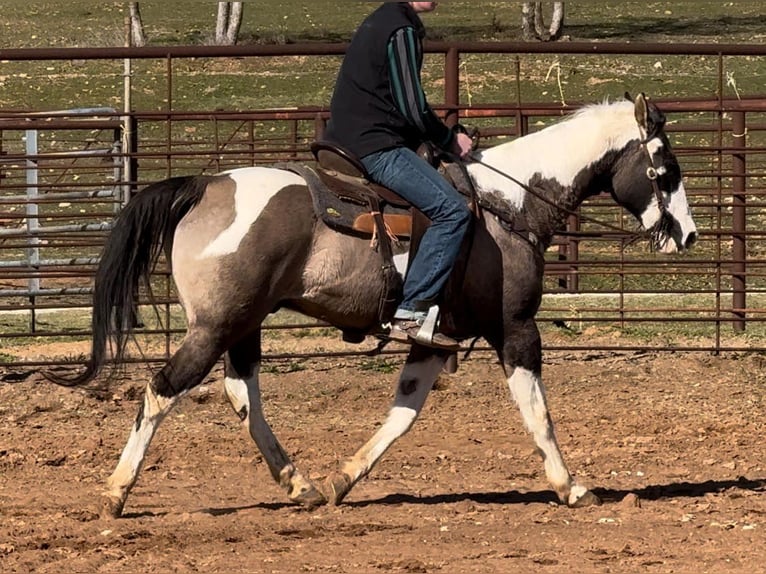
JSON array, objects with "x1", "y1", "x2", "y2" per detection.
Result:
[
  {"x1": 128, "y1": 2, "x2": 146, "y2": 47},
  {"x1": 126, "y1": 2, "x2": 244, "y2": 47},
  {"x1": 522, "y1": 2, "x2": 565, "y2": 41},
  {"x1": 215, "y1": 2, "x2": 244, "y2": 45}
]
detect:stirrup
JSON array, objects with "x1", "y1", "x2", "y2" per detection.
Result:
[
  {"x1": 385, "y1": 305, "x2": 460, "y2": 351},
  {"x1": 412, "y1": 305, "x2": 440, "y2": 346}
]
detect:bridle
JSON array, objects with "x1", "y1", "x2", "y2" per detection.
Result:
[{"x1": 638, "y1": 124, "x2": 670, "y2": 214}]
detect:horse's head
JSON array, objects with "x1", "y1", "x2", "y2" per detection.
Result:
[{"x1": 610, "y1": 93, "x2": 697, "y2": 253}]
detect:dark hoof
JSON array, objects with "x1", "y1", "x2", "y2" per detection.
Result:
[{"x1": 443, "y1": 353, "x2": 458, "y2": 374}]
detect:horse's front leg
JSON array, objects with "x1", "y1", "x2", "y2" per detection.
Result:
[
  {"x1": 502, "y1": 320, "x2": 600, "y2": 507},
  {"x1": 323, "y1": 345, "x2": 449, "y2": 505},
  {"x1": 223, "y1": 330, "x2": 326, "y2": 508}
]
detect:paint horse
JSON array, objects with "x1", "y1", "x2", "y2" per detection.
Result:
[{"x1": 51, "y1": 94, "x2": 697, "y2": 518}]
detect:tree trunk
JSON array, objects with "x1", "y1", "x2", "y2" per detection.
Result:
[
  {"x1": 128, "y1": 2, "x2": 146, "y2": 47},
  {"x1": 521, "y1": 2, "x2": 565, "y2": 42},
  {"x1": 215, "y1": 2, "x2": 243, "y2": 45},
  {"x1": 225, "y1": 2, "x2": 243, "y2": 45},
  {"x1": 521, "y1": 3, "x2": 535, "y2": 41},
  {"x1": 215, "y1": 2, "x2": 230, "y2": 44},
  {"x1": 549, "y1": 2, "x2": 565, "y2": 41}
]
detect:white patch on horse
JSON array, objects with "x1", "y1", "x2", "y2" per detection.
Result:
[
  {"x1": 640, "y1": 196, "x2": 663, "y2": 231},
  {"x1": 668, "y1": 180, "x2": 695, "y2": 220},
  {"x1": 200, "y1": 167, "x2": 304, "y2": 258},
  {"x1": 469, "y1": 101, "x2": 640, "y2": 209},
  {"x1": 645, "y1": 137, "x2": 664, "y2": 156},
  {"x1": 393, "y1": 253, "x2": 409, "y2": 277},
  {"x1": 367, "y1": 405, "x2": 419, "y2": 460}
]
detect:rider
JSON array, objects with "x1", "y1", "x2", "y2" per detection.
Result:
[{"x1": 324, "y1": 1, "x2": 473, "y2": 351}]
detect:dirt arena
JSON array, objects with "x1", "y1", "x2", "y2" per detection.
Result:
[{"x1": 2, "y1": 341, "x2": 766, "y2": 573}]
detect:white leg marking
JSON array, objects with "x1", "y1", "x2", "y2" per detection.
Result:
[
  {"x1": 507, "y1": 367, "x2": 573, "y2": 496},
  {"x1": 106, "y1": 385, "x2": 177, "y2": 499},
  {"x1": 200, "y1": 167, "x2": 304, "y2": 258},
  {"x1": 360, "y1": 406, "x2": 418, "y2": 465},
  {"x1": 341, "y1": 375, "x2": 434, "y2": 484},
  {"x1": 224, "y1": 370, "x2": 289, "y2": 473},
  {"x1": 223, "y1": 373, "x2": 250, "y2": 416},
  {"x1": 224, "y1": 370, "x2": 318, "y2": 501}
]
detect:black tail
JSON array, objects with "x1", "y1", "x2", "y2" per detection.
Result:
[{"x1": 46, "y1": 176, "x2": 208, "y2": 386}]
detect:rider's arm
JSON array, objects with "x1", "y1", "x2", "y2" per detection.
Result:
[{"x1": 387, "y1": 26, "x2": 454, "y2": 151}]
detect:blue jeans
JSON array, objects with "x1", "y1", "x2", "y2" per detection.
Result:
[{"x1": 361, "y1": 147, "x2": 471, "y2": 316}]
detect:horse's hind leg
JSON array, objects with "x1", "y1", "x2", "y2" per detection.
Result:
[
  {"x1": 101, "y1": 329, "x2": 224, "y2": 518},
  {"x1": 222, "y1": 330, "x2": 326, "y2": 508},
  {"x1": 501, "y1": 320, "x2": 600, "y2": 507},
  {"x1": 323, "y1": 345, "x2": 449, "y2": 505}
]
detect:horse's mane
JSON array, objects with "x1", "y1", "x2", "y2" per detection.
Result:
[
  {"x1": 480, "y1": 99, "x2": 639, "y2": 159},
  {"x1": 566, "y1": 98, "x2": 636, "y2": 136}
]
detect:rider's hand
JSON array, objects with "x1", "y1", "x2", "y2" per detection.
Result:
[{"x1": 451, "y1": 132, "x2": 473, "y2": 159}]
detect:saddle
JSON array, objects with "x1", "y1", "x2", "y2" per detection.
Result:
[{"x1": 278, "y1": 141, "x2": 478, "y2": 345}]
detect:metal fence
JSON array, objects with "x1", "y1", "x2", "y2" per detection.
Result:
[{"x1": 1, "y1": 41, "x2": 766, "y2": 367}]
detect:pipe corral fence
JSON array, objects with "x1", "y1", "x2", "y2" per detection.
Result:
[{"x1": 1, "y1": 41, "x2": 766, "y2": 367}]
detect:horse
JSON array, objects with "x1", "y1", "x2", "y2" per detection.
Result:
[{"x1": 50, "y1": 93, "x2": 697, "y2": 518}]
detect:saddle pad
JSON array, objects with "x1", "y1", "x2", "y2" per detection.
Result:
[{"x1": 281, "y1": 164, "x2": 411, "y2": 238}]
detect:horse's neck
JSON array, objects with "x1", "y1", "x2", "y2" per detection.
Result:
[
  {"x1": 468, "y1": 104, "x2": 637, "y2": 244},
  {"x1": 467, "y1": 139, "x2": 587, "y2": 245}
]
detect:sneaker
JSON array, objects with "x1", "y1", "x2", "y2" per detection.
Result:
[{"x1": 388, "y1": 319, "x2": 461, "y2": 351}]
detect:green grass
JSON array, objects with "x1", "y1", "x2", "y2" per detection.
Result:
[
  {"x1": 3, "y1": 1, "x2": 766, "y2": 110},
  {"x1": 3, "y1": 2, "x2": 766, "y2": 48}
]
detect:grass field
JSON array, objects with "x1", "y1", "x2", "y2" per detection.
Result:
[
  {"x1": 3, "y1": 2, "x2": 766, "y2": 48},
  {"x1": 2, "y1": 1, "x2": 766, "y2": 111}
]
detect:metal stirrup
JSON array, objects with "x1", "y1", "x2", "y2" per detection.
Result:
[{"x1": 414, "y1": 304, "x2": 441, "y2": 346}]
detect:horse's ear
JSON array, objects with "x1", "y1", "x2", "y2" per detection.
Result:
[
  {"x1": 624, "y1": 91, "x2": 634, "y2": 103},
  {"x1": 633, "y1": 92, "x2": 649, "y2": 132}
]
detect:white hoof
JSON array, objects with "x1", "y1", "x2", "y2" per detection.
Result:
[{"x1": 567, "y1": 484, "x2": 601, "y2": 507}]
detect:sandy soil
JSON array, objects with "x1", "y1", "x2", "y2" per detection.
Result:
[{"x1": 2, "y1": 342, "x2": 766, "y2": 573}]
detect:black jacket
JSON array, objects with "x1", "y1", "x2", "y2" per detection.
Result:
[{"x1": 324, "y1": 2, "x2": 453, "y2": 158}]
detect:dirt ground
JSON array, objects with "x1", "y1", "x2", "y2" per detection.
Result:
[{"x1": 2, "y1": 340, "x2": 766, "y2": 574}]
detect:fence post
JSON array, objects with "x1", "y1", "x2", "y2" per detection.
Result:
[
  {"x1": 314, "y1": 112, "x2": 326, "y2": 142},
  {"x1": 731, "y1": 111, "x2": 747, "y2": 332},
  {"x1": 24, "y1": 128, "x2": 40, "y2": 332},
  {"x1": 558, "y1": 214, "x2": 580, "y2": 292},
  {"x1": 443, "y1": 46, "x2": 459, "y2": 127}
]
